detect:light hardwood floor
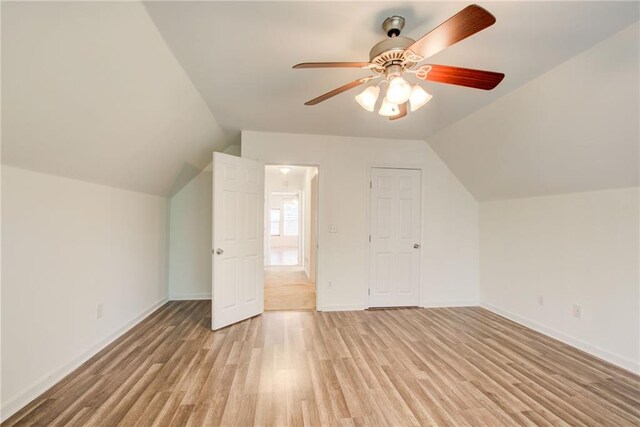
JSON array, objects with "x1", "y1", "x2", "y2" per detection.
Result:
[
  {"x1": 264, "y1": 268, "x2": 315, "y2": 311},
  {"x1": 4, "y1": 301, "x2": 639, "y2": 426}
]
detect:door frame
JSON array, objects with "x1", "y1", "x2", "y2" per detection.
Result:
[
  {"x1": 365, "y1": 163, "x2": 425, "y2": 308},
  {"x1": 264, "y1": 163, "x2": 321, "y2": 311}
]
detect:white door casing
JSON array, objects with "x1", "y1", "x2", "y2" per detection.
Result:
[
  {"x1": 369, "y1": 168, "x2": 421, "y2": 307},
  {"x1": 212, "y1": 152, "x2": 264, "y2": 330},
  {"x1": 309, "y1": 174, "x2": 318, "y2": 282}
]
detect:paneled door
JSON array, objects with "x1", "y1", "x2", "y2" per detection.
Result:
[
  {"x1": 212, "y1": 152, "x2": 264, "y2": 330},
  {"x1": 369, "y1": 168, "x2": 421, "y2": 307}
]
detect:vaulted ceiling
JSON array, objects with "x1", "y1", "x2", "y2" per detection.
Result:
[
  {"x1": 3, "y1": 1, "x2": 639, "y2": 199},
  {"x1": 2, "y1": 1, "x2": 232, "y2": 196}
]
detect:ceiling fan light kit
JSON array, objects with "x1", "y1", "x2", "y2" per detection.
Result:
[
  {"x1": 355, "y1": 86, "x2": 380, "y2": 112},
  {"x1": 292, "y1": 4, "x2": 505, "y2": 121},
  {"x1": 379, "y1": 98, "x2": 400, "y2": 117},
  {"x1": 409, "y1": 85, "x2": 432, "y2": 112},
  {"x1": 386, "y1": 75, "x2": 412, "y2": 104}
]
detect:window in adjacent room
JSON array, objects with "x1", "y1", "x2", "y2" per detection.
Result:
[
  {"x1": 283, "y1": 201, "x2": 299, "y2": 236},
  {"x1": 270, "y1": 208, "x2": 281, "y2": 236}
]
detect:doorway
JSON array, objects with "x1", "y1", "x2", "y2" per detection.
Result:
[{"x1": 264, "y1": 165, "x2": 318, "y2": 310}]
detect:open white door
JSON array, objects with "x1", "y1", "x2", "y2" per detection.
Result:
[{"x1": 212, "y1": 152, "x2": 264, "y2": 330}]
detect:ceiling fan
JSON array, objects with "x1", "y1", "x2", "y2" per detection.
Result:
[{"x1": 293, "y1": 4, "x2": 505, "y2": 121}]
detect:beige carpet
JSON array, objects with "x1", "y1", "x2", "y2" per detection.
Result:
[{"x1": 264, "y1": 268, "x2": 315, "y2": 311}]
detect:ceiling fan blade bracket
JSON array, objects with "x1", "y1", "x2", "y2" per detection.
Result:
[
  {"x1": 403, "y1": 52, "x2": 424, "y2": 64},
  {"x1": 409, "y1": 65, "x2": 432, "y2": 79}
]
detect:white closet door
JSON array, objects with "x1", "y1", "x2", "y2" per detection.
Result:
[{"x1": 369, "y1": 168, "x2": 421, "y2": 307}]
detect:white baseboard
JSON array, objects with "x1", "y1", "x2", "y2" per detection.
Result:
[
  {"x1": 320, "y1": 304, "x2": 367, "y2": 312},
  {"x1": 481, "y1": 303, "x2": 640, "y2": 375},
  {"x1": 320, "y1": 301, "x2": 479, "y2": 312},
  {"x1": 1, "y1": 297, "x2": 169, "y2": 422},
  {"x1": 169, "y1": 293, "x2": 211, "y2": 301},
  {"x1": 422, "y1": 300, "x2": 479, "y2": 308}
]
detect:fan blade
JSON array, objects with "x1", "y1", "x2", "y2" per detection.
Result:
[
  {"x1": 304, "y1": 77, "x2": 376, "y2": 106},
  {"x1": 406, "y1": 5, "x2": 496, "y2": 61},
  {"x1": 389, "y1": 102, "x2": 408, "y2": 121},
  {"x1": 418, "y1": 64, "x2": 504, "y2": 90},
  {"x1": 293, "y1": 62, "x2": 373, "y2": 69}
]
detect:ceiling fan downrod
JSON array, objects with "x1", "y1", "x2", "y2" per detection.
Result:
[{"x1": 382, "y1": 15, "x2": 405, "y2": 38}]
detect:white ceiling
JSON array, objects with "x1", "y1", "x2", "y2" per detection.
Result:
[
  {"x1": 144, "y1": 1, "x2": 639, "y2": 142},
  {"x1": 266, "y1": 164, "x2": 313, "y2": 185},
  {"x1": 2, "y1": 2, "x2": 232, "y2": 196}
]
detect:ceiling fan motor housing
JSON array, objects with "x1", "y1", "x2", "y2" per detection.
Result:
[{"x1": 368, "y1": 36, "x2": 415, "y2": 69}]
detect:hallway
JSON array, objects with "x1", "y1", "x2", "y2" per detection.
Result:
[
  {"x1": 268, "y1": 246, "x2": 298, "y2": 266},
  {"x1": 264, "y1": 267, "x2": 315, "y2": 311}
]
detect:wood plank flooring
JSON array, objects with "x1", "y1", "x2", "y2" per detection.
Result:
[
  {"x1": 4, "y1": 301, "x2": 639, "y2": 426},
  {"x1": 264, "y1": 268, "x2": 315, "y2": 311}
]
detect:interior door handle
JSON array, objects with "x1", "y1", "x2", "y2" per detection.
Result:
[
  {"x1": 413, "y1": 243, "x2": 421, "y2": 249},
  {"x1": 216, "y1": 248, "x2": 224, "y2": 255}
]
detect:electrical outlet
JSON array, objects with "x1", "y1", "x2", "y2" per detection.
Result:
[
  {"x1": 537, "y1": 295, "x2": 544, "y2": 306},
  {"x1": 572, "y1": 304, "x2": 581, "y2": 319},
  {"x1": 97, "y1": 304, "x2": 104, "y2": 319}
]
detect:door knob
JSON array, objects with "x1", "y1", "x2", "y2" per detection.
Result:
[
  {"x1": 413, "y1": 243, "x2": 421, "y2": 249},
  {"x1": 216, "y1": 248, "x2": 224, "y2": 255}
]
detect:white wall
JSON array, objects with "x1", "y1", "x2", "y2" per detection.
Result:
[
  {"x1": 1, "y1": 166, "x2": 168, "y2": 419},
  {"x1": 167, "y1": 166, "x2": 212, "y2": 300},
  {"x1": 480, "y1": 187, "x2": 640, "y2": 373},
  {"x1": 242, "y1": 131, "x2": 479, "y2": 310}
]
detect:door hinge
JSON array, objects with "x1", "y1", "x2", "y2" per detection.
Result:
[
  {"x1": 368, "y1": 235, "x2": 371, "y2": 242},
  {"x1": 370, "y1": 181, "x2": 372, "y2": 189},
  {"x1": 368, "y1": 288, "x2": 370, "y2": 296}
]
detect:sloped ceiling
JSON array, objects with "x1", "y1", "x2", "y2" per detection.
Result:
[
  {"x1": 2, "y1": 1, "x2": 232, "y2": 196},
  {"x1": 428, "y1": 22, "x2": 639, "y2": 201},
  {"x1": 3, "y1": 1, "x2": 639, "y2": 200}
]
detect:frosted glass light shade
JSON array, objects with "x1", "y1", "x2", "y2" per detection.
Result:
[
  {"x1": 386, "y1": 76, "x2": 412, "y2": 104},
  {"x1": 355, "y1": 86, "x2": 380, "y2": 112},
  {"x1": 409, "y1": 85, "x2": 432, "y2": 111},
  {"x1": 378, "y1": 98, "x2": 399, "y2": 116}
]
